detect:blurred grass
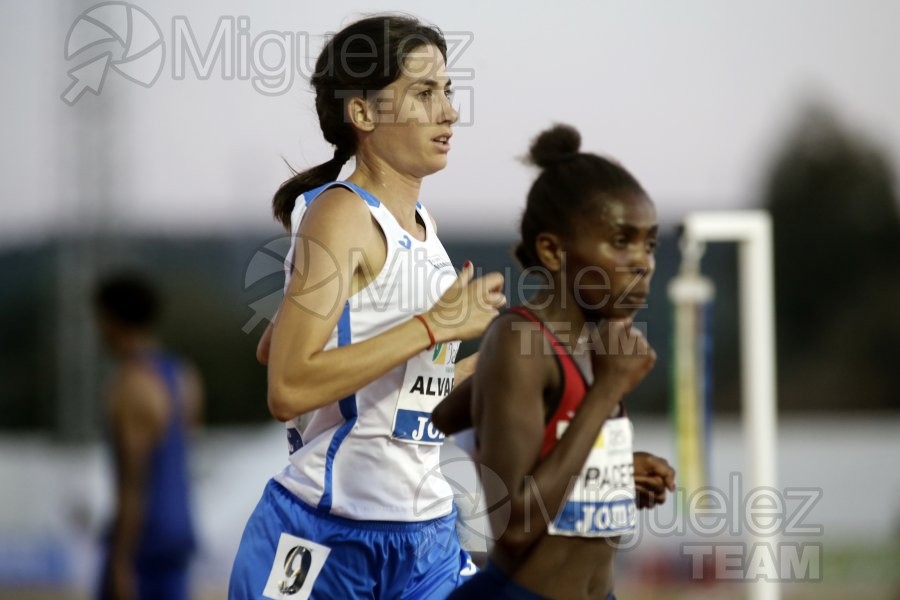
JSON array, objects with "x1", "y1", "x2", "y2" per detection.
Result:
[
  {"x1": 618, "y1": 583, "x2": 898, "y2": 600},
  {"x1": 823, "y1": 544, "x2": 900, "y2": 584},
  {"x1": 2, "y1": 585, "x2": 897, "y2": 600},
  {"x1": 2, "y1": 544, "x2": 897, "y2": 600},
  {"x1": 3, "y1": 582, "x2": 898, "y2": 600}
]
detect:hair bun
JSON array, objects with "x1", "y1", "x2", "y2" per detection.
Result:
[{"x1": 528, "y1": 124, "x2": 581, "y2": 168}]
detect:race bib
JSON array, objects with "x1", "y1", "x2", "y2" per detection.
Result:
[
  {"x1": 262, "y1": 533, "x2": 331, "y2": 599},
  {"x1": 391, "y1": 341, "x2": 458, "y2": 445},
  {"x1": 548, "y1": 416, "x2": 636, "y2": 537}
]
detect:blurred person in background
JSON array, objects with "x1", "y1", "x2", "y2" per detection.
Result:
[{"x1": 93, "y1": 273, "x2": 204, "y2": 600}]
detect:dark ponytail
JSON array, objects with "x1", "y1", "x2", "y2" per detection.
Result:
[
  {"x1": 273, "y1": 15, "x2": 448, "y2": 229},
  {"x1": 273, "y1": 151, "x2": 350, "y2": 229},
  {"x1": 515, "y1": 124, "x2": 646, "y2": 269}
]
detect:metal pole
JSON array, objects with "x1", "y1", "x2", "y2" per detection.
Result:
[
  {"x1": 55, "y1": 0, "x2": 117, "y2": 441},
  {"x1": 682, "y1": 210, "x2": 779, "y2": 600}
]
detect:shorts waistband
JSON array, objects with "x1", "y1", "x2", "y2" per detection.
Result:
[
  {"x1": 483, "y1": 560, "x2": 615, "y2": 600},
  {"x1": 484, "y1": 561, "x2": 549, "y2": 599},
  {"x1": 267, "y1": 479, "x2": 456, "y2": 533}
]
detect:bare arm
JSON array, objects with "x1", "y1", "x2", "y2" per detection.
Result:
[
  {"x1": 431, "y1": 353, "x2": 478, "y2": 435},
  {"x1": 476, "y1": 317, "x2": 654, "y2": 558},
  {"x1": 106, "y1": 367, "x2": 167, "y2": 599},
  {"x1": 267, "y1": 189, "x2": 505, "y2": 421},
  {"x1": 633, "y1": 451, "x2": 676, "y2": 509},
  {"x1": 432, "y1": 374, "x2": 472, "y2": 435},
  {"x1": 257, "y1": 321, "x2": 274, "y2": 365},
  {"x1": 180, "y1": 361, "x2": 204, "y2": 428}
]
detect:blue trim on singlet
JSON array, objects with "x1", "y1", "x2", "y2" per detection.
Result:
[
  {"x1": 317, "y1": 301, "x2": 358, "y2": 512},
  {"x1": 286, "y1": 180, "x2": 377, "y2": 459},
  {"x1": 296, "y1": 180, "x2": 431, "y2": 512},
  {"x1": 300, "y1": 181, "x2": 430, "y2": 243},
  {"x1": 302, "y1": 181, "x2": 381, "y2": 208},
  {"x1": 338, "y1": 181, "x2": 381, "y2": 207}
]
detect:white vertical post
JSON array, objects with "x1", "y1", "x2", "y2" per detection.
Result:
[{"x1": 681, "y1": 210, "x2": 779, "y2": 600}]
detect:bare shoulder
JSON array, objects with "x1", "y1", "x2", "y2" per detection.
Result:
[
  {"x1": 474, "y1": 312, "x2": 552, "y2": 462},
  {"x1": 109, "y1": 362, "x2": 168, "y2": 428},
  {"x1": 479, "y1": 311, "x2": 547, "y2": 365},
  {"x1": 300, "y1": 186, "x2": 376, "y2": 236},
  {"x1": 294, "y1": 186, "x2": 382, "y2": 269},
  {"x1": 179, "y1": 360, "x2": 202, "y2": 391},
  {"x1": 475, "y1": 311, "x2": 561, "y2": 412},
  {"x1": 178, "y1": 360, "x2": 204, "y2": 426},
  {"x1": 475, "y1": 312, "x2": 552, "y2": 401}
]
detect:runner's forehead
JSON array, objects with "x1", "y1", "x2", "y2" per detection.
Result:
[
  {"x1": 400, "y1": 44, "x2": 448, "y2": 80},
  {"x1": 590, "y1": 195, "x2": 657, "y2": 234}
]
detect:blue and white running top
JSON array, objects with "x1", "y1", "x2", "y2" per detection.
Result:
[{"x1": 274, "y1": 181, "x2": 460, "y2": 522}]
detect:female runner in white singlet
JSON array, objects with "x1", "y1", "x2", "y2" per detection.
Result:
[{"x1": 229, "y1": 15, "x2": 505, "y2": 600}]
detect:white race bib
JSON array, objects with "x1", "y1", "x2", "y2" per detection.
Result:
[
  {"x1": 391, "y1": 341, "x2": 458, "y2": 445},
  {"x1": 548, "y1": 416, "x2": 636, "y2": 537},
  {"x1": 262, "y1": 533, "x2": 331, "y2": 599}
]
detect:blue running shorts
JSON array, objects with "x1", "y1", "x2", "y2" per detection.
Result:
[{"x1": 229, "y1": 479, "x2": 475, "y2": 599}]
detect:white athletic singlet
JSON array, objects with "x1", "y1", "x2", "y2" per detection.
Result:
[{"x1": 274, "y1": 181, "x2": 459, "y2": 522}]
